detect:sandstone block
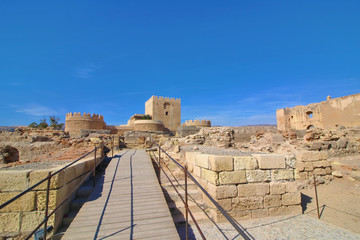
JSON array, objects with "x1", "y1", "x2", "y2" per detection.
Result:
[
  {"x1": 217, "y1": 198, "x2": 232, "y2": 211},
  {"x1": 29, "y1": 167, "x2": 65, "y2": 190},
  {"x1": 272, "y1": 169, "x2": 294, "y2": 181},
  {"x1": 295, "y1": 161, "x2": 305, "y2": 171},
  {"x1": 195, "y1": 154, "x2": 210, "y2": 169},
  {"x1": 313, "y1": 160, "x2": 331, "y2": 168},
  {"x1": 251, "y1": 209, "x2": 269, "y2": 219},
  {"x1": 297, "y1": 151, "x2": 327, "y2": 162},
  {"x1": 325, "y1": 166, "x2": 331, "y2": 174},
  {"x1": 264, "y1": 194, "x2": 281, "y2": 208},
  {"x1": 207, "y1": 183, "x2": 237, "y2": 199},
  {"x1": 313, "y1": 168, "x2": 327, "y2": 176},
  {"x1": 296, "y1": 171, "x2": 308, "y2": 180},
  {"x1": 21, "y1": 211, "x2": 55, "y2": 232},
  {"x1": 0, "y1": 170, "x2": 31, "y2": 191},
  {"x1": 219, "y1": 171, "x2": 246, "y2": 185},
  {"x1": 282, "y1": 192, "x2": 301, "y2": 205},
  {"x1": 194, "y1": 165, "x2": 201, "y2": 177},
  {"x1": 210, "y1": 209, "x2": 251, "y2": 222},
  {"x1": 268, "y1": 206, "x2": 288, "y2": 216},
  {"x1": 253, "y1": 154, "x2": 285, "y2": 169},
  {"x1": 234, "y1": 156, "x2": 258, "y2": 170},
  {"x1": 185, "y1": 152, "x2": 198, "y2": 164},
  {"x1": 246, "y1": 170, "x2": 271, "y2": 183},
  {"x1": 232, "y1": 197, "x2": 263, "y2": 211},
  {"x1": 0, "y1": 212, "x2": 20, "y2": 233},
  {"x1": 287, "y1": 205, "x2": 303, "y2": 215},
  {"x1": 304, "y1": 162, "x2": 314, "y2": 171},
  {"x1": 37, "y1": 188, "x2": 66, "y2": 210},
  {"x1": 284, "y1": 182, "x2": 298, "y2": 193},
  {"x1": 187, "y1": 163, "x2": 193, "y2": 172},
  {"x1": 202, "y1": 169, "x2": 219, "y2": 185},
  {"x1": 209, "y1": 156, "x2": 233, "y2": 172},
  {"x1": 0, "y1": 192, "x2": 35, "y2": 212},
  {"x1": 270, "y1": 182, "x2": 286, "y2": 195},
  {"x1": 238, "y1": 183, "x2": 269, "y2": 197}
]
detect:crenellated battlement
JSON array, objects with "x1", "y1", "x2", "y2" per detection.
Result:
[
  {"x1": 151, "y1": 95, "x2": 181, "y2": 102},
  {"x1": 183, "y1": 119, "x2": 211, "y2": 127},
  {"x1": 65, "y1": 112, "x2": 104, "y2": 121}
]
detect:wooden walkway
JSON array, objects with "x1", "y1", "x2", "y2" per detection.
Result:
[{"x1": 62, "y1": 149, "x2": 179, "y2": 240}]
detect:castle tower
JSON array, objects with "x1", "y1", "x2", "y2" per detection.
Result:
[
  {"x1": 65, "y1": 112, "x2": 106, "y2": 136},
  {"x1": 145, "y1": 96, "x2": 181, "y2": 133}
]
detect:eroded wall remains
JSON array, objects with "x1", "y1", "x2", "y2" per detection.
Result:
[{"x1": 277, "y1": 93, "x2": 360, "y2": 131}]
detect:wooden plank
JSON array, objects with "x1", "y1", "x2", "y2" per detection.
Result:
[{"x1": 62, "y1": 149, "x2": 179, "y2": 240}]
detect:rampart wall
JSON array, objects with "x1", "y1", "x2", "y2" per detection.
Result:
[
  {"x1": 65, "y1": 113, "x2": 106, "y2": 136},
  {"x1": 183, "y1": 120, "x2": 211, "y2": 127},
  {"x1": 277, "y1": 93, "x2": 360, "y2": 131},
  {"x1": 133, "y1": 120, "x2": 165, "y2": 132},
  {"x1": 0, "y1": 148, "x2": 104, "y2": 238},
  {"x1": 184, "y1": 150, "x2": 331, "y2": 221}
]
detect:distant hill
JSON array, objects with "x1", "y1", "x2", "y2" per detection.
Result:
[{"x1": 0, "y1": 126, "x2": 19, "y2": 132}]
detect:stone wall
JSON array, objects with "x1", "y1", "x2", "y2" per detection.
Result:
[
  {"x1": 183, "y1": 120, "x2": 211, "y2": 127},
  {"x1": 133, "y1": 120, "x2": 165, "y2": 132},
  {"x1": 184, "y1": 150, "x2": 332, "y2": 221},
  {"x1": 145, "y1": 96, "x2": 181, "y2": 133},
  {"x1": 277, "y1": 93, "x2": 360, "y2": 131},
  {"x1": 65, "y1": 113, "x2": 106, "y2": 137},
  {"x1": 0, "y1": 148, "x2": 103, "y2": 238}
]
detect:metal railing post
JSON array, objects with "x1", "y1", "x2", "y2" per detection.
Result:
[
  {"x1": 313, "y1": 174, "x2": 320, "y2": 219},
  {"x1": 112, "y1": 137, "x2": 114, "y2": 158},
  {"x1": 44, "y1": 172, "x2": 51, "y2": 240},
  {"x1": 93, "y1": 145, "x2": 97, "y2": 188},
  {"x1": 158, "y1": 146, "x2": 161, "y2": 185},
  {"x1": 185, "y1": 165, "x2": 189, "y2": 240}
]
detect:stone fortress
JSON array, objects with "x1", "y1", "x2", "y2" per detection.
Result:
[
  {"x1": 65, "y1": 95, "x2": 211, "y2": 137},
  {"x1": 276, "y1": 93, "x2": 360, "y2": 131}
]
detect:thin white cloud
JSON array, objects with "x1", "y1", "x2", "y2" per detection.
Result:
[
  {"x1": 75, "y1": 64, "x2": 101, "y2": 79},
  {"x1": 11, "y1": 104, "x2": 59, "y2": 116}
]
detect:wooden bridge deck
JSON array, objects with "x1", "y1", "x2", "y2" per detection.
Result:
[{"x1": 62, "y1": 149, "x2": 179, "y2": 240}]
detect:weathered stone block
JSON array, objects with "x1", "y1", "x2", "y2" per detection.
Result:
[
  {"x1": 282, "y1": 192, "x2": 301, "y2": 205},
  {"x1": 202, "y1": 169, "x2": 219, "y2": 185},
  {"x1": 268, "y1": 206, "x2": 288, "y2": 216},
  {"x1": 210, "y1": 209, "x2": 251, "y2": 222},
  {"x1": 219, "y1": 171, "x2": 246, "y2": 185},
  {"x1": 0, "y1": 212, "x2": 20, "y2": 233},
  {"x1": 232, "y1": 197, "x2": 263, "y2": 211},
  {"x1": 296, "y1": 171, "x2": 308, "y2": 180},
  {"x1": 234, "y1": 156, "x2": 258, "y2": 170},
  {"x1": 304, "y1": 162, "x2": 314, "y2": 171},
  {"x1": 193, "y1": 165, "x2": 201, "y2": 177},
  {"x1": 253, "y1": 154, "x2": 285, "y2": 169},
  {"x1": 284, "y1": 182, "x2": 298, "y2": 193},
  {"x1": 207, "y1": 183, "x2": 237, "y2": 199},
  {"x1": 209, "y1": 156, "x2": 233, "y2": 172},
  {"x1": 185, "y1": 152, "x2": 198, "y2": 164},
  {"x1": 195, "y1": 154, "x2": 210, "y2": 169},
  {"x1": 287, "y1": 205, "x2": 302, "y2": 215},
  {"x1": 238, "y1": 183, "x2": 269, "y2": 197},
  {"x1": 264, "y1": 194, "x2": 281, "y2": 208},
  {"x1": 29, "y1": 167, "x2": 65, "y2": 190},
  {"x1": 0, "y1": 170, "x2": 31, "y2": 191},
  {"x1": 270, "y1": 182, "x2": 286, "y2": 195},
  {"x1": 0, "y1": 192, "x2": 35, "y2": 212},
  {"x1": 246, "y1": 170, "x2": 271, "y2": 183},
  {"x1": 297, "y1": 151, "x2": 327, "y2": 162},
  {"x1": 313, "y1": 168, "x2": 327, "y2": 176},
  {"x1": 217, "y1": 199, "x2": 232, "y2": 211},
  {"x1": 251, "y1": 208, "x2": 269, "y2": 218},
  {"x1": 21, "y1": 211, "x2": 55, "y2": 232},
  {"x1": 313, "y1": 160, "x2": 331, "y2": 168},
  {"x1": 272, "y1": 169, "x2": 294, "y2": 181},
  {"x1": 295, "y1": 161, "x2": 305, "y2": 171},
  {"x1": 37, "y1": 188, "x2": 66, "y2": 210}
]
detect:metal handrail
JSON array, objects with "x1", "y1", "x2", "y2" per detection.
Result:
[
  {"x1": 0, "y1": 136, "x2": 115, "y2": 239},
  {"x1": 150, "y1": 138, "x2": 251, "y2": 240}
]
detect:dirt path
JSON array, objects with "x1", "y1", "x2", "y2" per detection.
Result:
[{"x1": 301, "y1": 178, "x2": 360, "y2": 234}]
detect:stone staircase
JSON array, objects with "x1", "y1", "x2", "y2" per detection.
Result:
[{"x1": 161, "y1": 179, "x2": 211, "y2": 226}]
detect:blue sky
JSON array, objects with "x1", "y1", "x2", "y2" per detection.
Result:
[{"x1": 0, "y1": 1, "x2": 359, "y2": 127}]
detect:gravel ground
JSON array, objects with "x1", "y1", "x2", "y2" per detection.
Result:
[
  {"x1": 0, "y1": 160, "x2": 71, "y2": 171},
  {"x1": 181, "y1": 145, "x2": 260, "y2": 156},
  {"x1": 177, "y1": 215, "x2": 360, "y2": 240}
]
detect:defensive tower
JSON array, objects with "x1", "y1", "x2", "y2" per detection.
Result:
[
  {"x1": 65, "y1": 112, "x2": 106, "y2": 136},
  {"x1": 145, "y1": 96, "x2": 181, "y2": 133}
]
